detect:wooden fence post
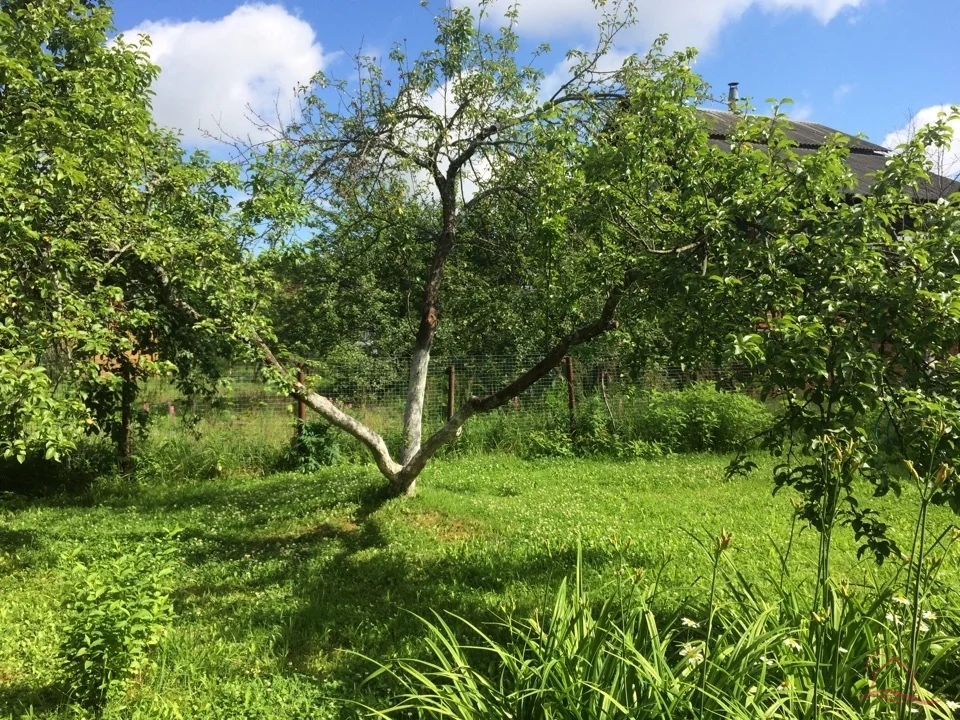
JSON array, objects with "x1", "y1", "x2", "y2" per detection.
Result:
[
  {"x1": 565, "y1": 355, "x2": 576, "y2": 437},
  {"x1": 447, "y1": 364, "x2": 456, "y2": 420},
  {"x1": 297, "y1": 362, "x2": 306, "y2": 429}
]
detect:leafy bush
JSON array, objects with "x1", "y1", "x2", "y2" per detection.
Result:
[
  {"x1": 624, "y1": 382, "x2": 771, "y2": 453},
  {"x1": 286, "y1": 420, "x2": 343, "y2": 472},
  {"x1": 0, "y1": 435, "x2": 117, "y2": 495},
  {"x1": 59, "y1": 535, "x2": 179, "y2": 714},
  {"x1": 526, "y1": 428, "x2": 575, "y2": 458}
]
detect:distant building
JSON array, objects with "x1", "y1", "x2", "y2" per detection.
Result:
[{"x1": 700, "y1": 94, "x2": 959, "y2": 201}]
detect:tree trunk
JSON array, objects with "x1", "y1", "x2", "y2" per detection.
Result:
[
  {"x1": 401, "y1": 344, "x2": 430, "y2": 465},
  {"x1": 116, "y1": 370, "x2": 136, "y2": 475},
  {"x1": 399, "y1": 193, "x2": 457, "y2": 480}
]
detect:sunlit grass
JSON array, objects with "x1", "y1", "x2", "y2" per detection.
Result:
[{"x1": 1, "y1": 453, "x2": 957, "y2": 717}]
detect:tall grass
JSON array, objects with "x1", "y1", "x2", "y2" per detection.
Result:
[
  {"x1": 366, "y1": 537, "x2": 960, "y2": 719},
  {"x1": 133, "y1": 412, "x2": 291, "y2": 483}
]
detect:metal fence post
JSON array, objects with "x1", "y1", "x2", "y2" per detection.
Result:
[
  {"x1": 447, "y1": 364, "x2": 456, "y2": 420},
  {"x1": 565, "y1": 355, "x2": 576, "y2": 437}
]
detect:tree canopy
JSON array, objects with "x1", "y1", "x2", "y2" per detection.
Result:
[
  {"x1": 0, "y1": 0, "x2": 261, "y2": 464},
  {"x1": 3, "y1": 0, "x2": 959, "y2": 511}
]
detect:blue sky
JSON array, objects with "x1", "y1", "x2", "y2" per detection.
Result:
[{"x1": 109, "y1": 0, "x2": 959, "y2": 170}]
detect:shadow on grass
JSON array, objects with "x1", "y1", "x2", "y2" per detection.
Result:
[
  {"x1": 0, "y1": 526, "x2": 38, "y2": 552},
  {"x1": 1, "y1": 463, "x2": 679, "y2": 716},
  {"x1": 145, "y1": 471, "x2": 627, "y2": 708},
  {"x1": 0, "y1": 680, "x2": 67, "y2": 718}
]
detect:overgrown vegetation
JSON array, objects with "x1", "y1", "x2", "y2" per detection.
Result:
[
  {"x1": 3, "y1": 0, "x2": 960, "y2": 717},
  {"x1": 1, "y1": 443, "x2": 959, "y2": 718},
  {"x1": 59, "y1": 536, "x2": 179, "y2": 714},
  {"x1": 371, "y1": 544, "x2": 960, "y2": 719}
]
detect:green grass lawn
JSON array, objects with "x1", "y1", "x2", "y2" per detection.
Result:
[{"x1": 1, "y1": 454, "x2": 958, "y2": 718}]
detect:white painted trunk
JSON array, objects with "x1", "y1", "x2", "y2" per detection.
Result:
[{"x1": 401, "y1": 345, "x2": 431, "y2": 468}]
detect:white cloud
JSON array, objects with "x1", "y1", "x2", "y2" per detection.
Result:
[
  {"x1": 832, "y1": 84, "x2": 853, "y2": 102},
  {"x1": 789, "y1": 103, "x2": 814, "y2": 121},
  {"x1": 883, "y1": 106, "x2": 960, "y2": 179},
  {"x1": 460, "y1": 0, "x2": 867, "y2": 51},
  {"x1": 120, "y1": 4, "x2": 327, "y2": 143}
]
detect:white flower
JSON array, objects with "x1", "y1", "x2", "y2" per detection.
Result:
[
  {"x1": 893, "y1": 594, "x2": 911, "y2": 607},
  {"x1": 919, "y1": 622, "x2": 930, "y2": 633},
  {"x1": 681, "y1": 617, "x2": 700, "y2": 628},
  {"x1": 838, "y1": 646, "x2": 849, "y2": 654},
  {"x1": 923, "y1": 610, "x2": 937, "y2": 621},
  {"x1": 944, "y1": 699, "x2": 959, "y2": 711},
  {"x1": 783, "y1": 637, "x2": 802, "y2": 652},
  {"x1": 886, "y1": 612, "x2": 904, "y2": 627},
  {"x1": 679, "y1": 643, "x2": 704, "y2": 666}
]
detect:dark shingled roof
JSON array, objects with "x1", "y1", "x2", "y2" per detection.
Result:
[{"x1": 698, "y1": 108, "x2": 960, "y2": 201}]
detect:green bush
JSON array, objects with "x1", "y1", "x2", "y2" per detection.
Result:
[
  {"x1": 59, "y1": 535, "x2": 179, "y2": 714},
  {"x1": 286, "y1": 420, "x2": 343, "y2": 472},
  {"x1": 624, "y1": 382, "x2": 771, "y2": 453},
  {"x1": 0, "y1": 435, "x2": 117, "y2": 495},
  {"x1": 526, "y1": 428, "x2": 575, "y2": 458}
]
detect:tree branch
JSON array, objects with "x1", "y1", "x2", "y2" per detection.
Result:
[
  {"x1": 252, "y1": 332, "x2": 403, "y2": 479},
  {"x1": 394, "y1": 266, "x2": 639, "y2": 485}
]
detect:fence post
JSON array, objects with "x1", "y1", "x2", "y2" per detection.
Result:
[
  {"x1": 565, "y1": 355, "x2": 576, "y2": 437},
  {"x1": 297, "y1": 362, "x2": 306, "y2": 430},
  {"x1": 447, "y1": 364, "x2": 456, "y2": 420}
]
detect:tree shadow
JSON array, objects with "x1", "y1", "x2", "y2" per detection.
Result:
[
  {"x1": 0, "y1": 526, "x2": 37, "y2": 552},
  {"x1": 0, "y1": 679, "x2": 66, "y2": 718},
  {"x1": 0, "y1": 527, "x2": 41, "y2": 573},
  {"x1": 143, "y1": 472, "x2": 623, "y2": 707},
  {"x1": 271, "y1": 530, "x2": 623, "y2": 705}
]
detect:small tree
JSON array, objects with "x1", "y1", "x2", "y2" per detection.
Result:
[
  {"x1": 0, "y1": 0, "x2": 261, "y2": 467},
  {"x1": 240, "y1": 3, "x2": 747, "y2": 495}
]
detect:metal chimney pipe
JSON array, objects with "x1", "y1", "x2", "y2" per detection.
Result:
[{"x1": 727, "y1": 82, "x2": 739, "y2": 111}]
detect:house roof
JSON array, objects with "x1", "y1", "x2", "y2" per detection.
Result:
[{"x1": 698, "y1": 108, "x2": 960, "y2": 201}]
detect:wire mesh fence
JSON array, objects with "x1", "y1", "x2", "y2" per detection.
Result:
[{"x1": 138, "y1": 355, "x2": 750, "y2": 442}]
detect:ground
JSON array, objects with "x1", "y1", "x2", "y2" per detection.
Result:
[{"x1": 1, "y1": 454, "x2": 957, "y2": 718}]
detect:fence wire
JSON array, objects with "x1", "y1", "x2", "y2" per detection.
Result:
[{"x1": 139, "y1": 356, "x2": 748, "y2": 439}]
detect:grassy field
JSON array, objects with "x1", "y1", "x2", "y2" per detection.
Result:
[{"x1": 1, "y1": 452, "x2": 958, "y2": 718}]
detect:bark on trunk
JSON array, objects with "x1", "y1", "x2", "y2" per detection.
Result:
[
  {"x1": 401, "y1": 344, "x2": 430, "y2": 466},
  {"x1": 399, "y1": 190, "x2": 457, "y2": 472},
  {"x1": 116, "y1": 371, "x2": 136, "y2": 475}
]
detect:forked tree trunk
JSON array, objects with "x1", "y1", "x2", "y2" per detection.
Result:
[
  {"x1": 398, "y1": 198, "x2": 457, "y2": 494},
  {"x1": 253, "y1": 267, "x2": 638, "y2": 499}
]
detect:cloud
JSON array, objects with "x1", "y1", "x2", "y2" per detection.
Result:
[
  {"x1": 120, "y1": 4, "x2": 327, "y2": 143},
  {"x1": 832, "y1": 84, "x2": 853, "y2": 102},
  {"x1": 789, "y1": 103, "x2": 814, "y2": 121},
  {"x1": 883, "y1": 106, "x2": 960, "y2": 178},
  {"x1": 459, "y1": 0, "x2": 867, "y2": 51}
]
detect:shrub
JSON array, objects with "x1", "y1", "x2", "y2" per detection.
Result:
[
  {"x1": 0, "y1": 435, "x2": 117, "y2": 495},
  {"x1": 286, "y1": 420, "x2": 343, "y2": 472},
  {"x1": 526, "y1": 428, "x2": 575, "y2": 458},
  {"x1": 625, "y1": 382, "x2": 771, "y2": 453},
  {"x1": 59, "y1": 535, "x2": 179, "y2": 714}
]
